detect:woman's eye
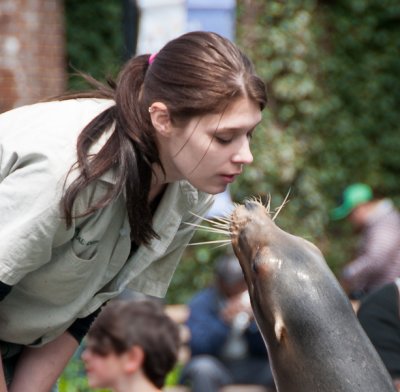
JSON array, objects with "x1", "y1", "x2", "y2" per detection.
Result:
[{"x1": 215, "y1": 136, "x2": 233, "y2": 145}]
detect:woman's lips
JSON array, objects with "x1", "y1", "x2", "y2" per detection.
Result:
[{"x1": 220, "y1": 173, "x2": 239, "y2": 183}]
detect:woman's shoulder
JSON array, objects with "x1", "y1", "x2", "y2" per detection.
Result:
[
  {"x1": 1, "y1": 98, "x2": 114, "y2": 143},
  {"x1": 0, "y1": 99, "x2": 115, "y2": 184},
  {"x1": 1, "y1": 97, "x2": 113, "y2": 119}
]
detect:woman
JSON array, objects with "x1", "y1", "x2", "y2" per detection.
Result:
[{"x1": 0, "y1": 31, "x2": 267, "y2": 391}]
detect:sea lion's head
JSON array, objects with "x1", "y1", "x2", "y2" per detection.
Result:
[{"x1": 230, "y1": 199, "x2": 332, "y2": 343}]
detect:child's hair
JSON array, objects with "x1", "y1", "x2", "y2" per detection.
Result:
[
  {"x1": 87, "y1": 299, "x2": 180, "y2": 389},
  {"x1": 61, "y1": 31, "x2": 267, "y2": 245}
]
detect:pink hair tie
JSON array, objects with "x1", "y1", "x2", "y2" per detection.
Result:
[{"x1": 148, "y1": 52, "x2": 158, "y2": 65}]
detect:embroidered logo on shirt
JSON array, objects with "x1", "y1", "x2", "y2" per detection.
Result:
[{"x1": 73, "y1": 228, "x2": 99, "y2": 246}]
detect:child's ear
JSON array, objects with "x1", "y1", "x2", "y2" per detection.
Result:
[
  {"x1": 124, "y1": 346, "x2": 145, "y2": 373},
  {"x1": 149, "y1": 102, "x2": 172, "y2": 137}
]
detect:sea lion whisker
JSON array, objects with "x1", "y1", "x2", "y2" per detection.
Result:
[
  {"x1": 209, "y1": 225, "x2": 230, "y2": 232},
  {"x1": 183, "y1": 224, "x2": 230, "y2": 236},
  {"x1": 210, "y1": 242, "x2": 232, "y2": 249},
  {"x1": 265, "y1": 193, "x2": 271, "y2": 213},
  {"x1": 272, "y1": 189, "x2": 291, "y2": 221},
  {"x1": 198, "y1": 229, "x2": 230, "y2": 235},
  {"x1": 188, "y1": 239, "x2": 232, "y2": 246},
  {"x1": 205, "y1": 222, "x2": 230, "y2": 232},
  {"x1": 250, "y1": 195, "x2": 258, "y2": 203},
  {"x1": 209, "y1": 219, "x2": 231, "y2": 228},
  {"x1": 189, "y1": 215, "x2": 232, "y2": 234},
  {"x1": 209, "y1": 226, "x2": 230, "y2": 233},
  {"x1": 212, "y1": 216, "x2": 232, "y2": 224},
  {"x1": 210, "y1": 222, "x2": 231, "y2": 231},
  {"x1": 183, "y1": 221, "x2": 230, "y2": 234},
  {"x1": 188, "y1": 212, "x2": 230, "y2": 228}
]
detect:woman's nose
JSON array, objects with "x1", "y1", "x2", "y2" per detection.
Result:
[{"x1": 232, "y1": 138, "x2": 253, "y2": 165}]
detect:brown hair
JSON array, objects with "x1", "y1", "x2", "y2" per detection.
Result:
[
  {"x1": 87, "y1": 299, "x2": 180, "y2": 389},
  {"x1": 61, "y1": 31, "x2": 267, "y2": 245}
]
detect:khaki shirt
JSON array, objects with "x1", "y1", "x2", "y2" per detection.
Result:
[{"x1": 0, "y1": 99, "x2": 213, "y2": 346}]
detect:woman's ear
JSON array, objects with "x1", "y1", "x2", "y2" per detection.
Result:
[{"x1": 149, "y1": 102, "x2": 172, "y2": 137}]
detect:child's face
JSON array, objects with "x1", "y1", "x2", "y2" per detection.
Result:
[{"x1": 82, "y1": 344, "x2": 127, "y2": 389}]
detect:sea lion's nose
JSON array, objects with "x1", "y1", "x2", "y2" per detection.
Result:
[{"x1": 244, "y1": 201, "x2": 257, "y2": 210}]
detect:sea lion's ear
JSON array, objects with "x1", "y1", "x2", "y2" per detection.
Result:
[{"x1": 149, "y1": 102, "x2": 171, "y2": 137}]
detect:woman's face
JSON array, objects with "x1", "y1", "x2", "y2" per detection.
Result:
[{"x1": 159, "y1": 97, "x2": 262, "y2": 194}]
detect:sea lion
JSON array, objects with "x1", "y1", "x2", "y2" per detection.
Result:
[{"x1": 230, "y1": 200, "x2": 396, "y2": 392}]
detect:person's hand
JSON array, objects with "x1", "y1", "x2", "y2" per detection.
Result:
[{"x1": 221, "y1": 292, "x2": 252, "y2": 324}]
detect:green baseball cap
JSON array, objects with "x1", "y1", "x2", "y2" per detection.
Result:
[{"x1": 331, "y1": 183, "x2": 373, "y2": 220}]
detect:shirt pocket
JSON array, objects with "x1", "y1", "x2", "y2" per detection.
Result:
[{"x1": 19, "y1": 244, "x2": 104, "y2": 306}]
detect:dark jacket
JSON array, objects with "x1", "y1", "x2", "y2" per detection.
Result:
[{"x1": 186, "y1": 287, "x2": 267, "y2": 358}]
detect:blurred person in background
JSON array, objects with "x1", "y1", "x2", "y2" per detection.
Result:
[
  {"x1": 0, "y1": 31, "x2": 267, "y2": 391},
  {"x1": 82, "y1": 299, "x2": 180, "y2": 392},
  {"x1": 357, "y1": 279, "x2": 400, "y2": 391},
  {"x1": 331, "y1": 183, "x2": 400, "y2": 299},
  {"x1": 179, "y1": 253, "x2": 275, "y2": 392}
]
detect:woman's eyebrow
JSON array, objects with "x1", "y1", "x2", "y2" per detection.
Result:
[{"x1": 216, "y1": 125, "x2": 257, "y2": 133}]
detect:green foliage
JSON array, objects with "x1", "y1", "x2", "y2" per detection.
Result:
[{"x1": 65, "y1": 0, "x2": 123, "y2": 90}]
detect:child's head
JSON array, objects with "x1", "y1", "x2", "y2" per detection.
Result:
[{"x1": 82, "y1": 299, "x2": 180, "y2": 390}]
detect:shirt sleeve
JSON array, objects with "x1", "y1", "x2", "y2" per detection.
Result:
[
  {"x1": 67, "y1": 307, "x2": 102, "y2": 344},
  {"x1": 0, "y1": 150, "x2": 71, "y2": 285}
]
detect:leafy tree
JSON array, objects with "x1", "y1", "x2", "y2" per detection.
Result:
[{"x1": 65, "y1": 0, "x2": 123, "y2": 90}]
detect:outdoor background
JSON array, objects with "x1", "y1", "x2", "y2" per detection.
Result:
[
  {"x1": 0, "y1": 0, "x2": 399, "y2": 390},
  {"x1": 65, "y1": 0, "x2": 400, "y2": 304},
  {"x1": 1, "y1": 0, "x2": 398, "y2": 302}
]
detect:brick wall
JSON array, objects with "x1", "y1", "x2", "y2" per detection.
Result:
[{"x1": 0, "y1": 0, "x2": 66, "y2": 113}]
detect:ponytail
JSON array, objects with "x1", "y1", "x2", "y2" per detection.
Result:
[{"x1": 61, "y1": 55, "x2": 160, "y2": 245}]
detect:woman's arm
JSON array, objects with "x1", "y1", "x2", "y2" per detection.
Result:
[{"x1": 9, "y1": 332, "x2": 78, "y2": 392}]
